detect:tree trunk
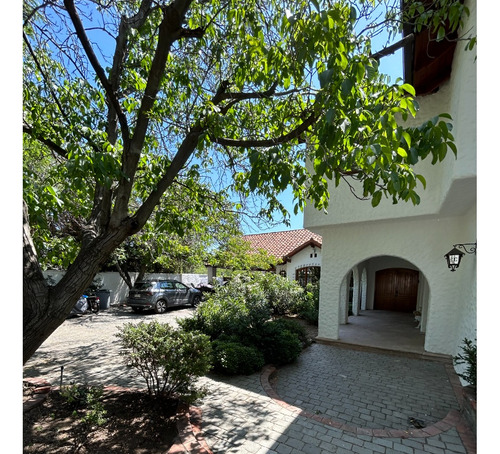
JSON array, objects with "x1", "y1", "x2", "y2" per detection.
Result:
[
  {"x1": 23, "y1": 207, "x2": 131, "y2": 364},
  {"x1": 136, "y1": 263, "x2": 147, "y2": 283},
  {"x1": 115, "y1": 261, "x2": 134, "y2": 289}
]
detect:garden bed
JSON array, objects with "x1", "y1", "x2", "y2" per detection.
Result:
[{"x1": 23, "y1": 385, "x2": 178, "y2": 453}]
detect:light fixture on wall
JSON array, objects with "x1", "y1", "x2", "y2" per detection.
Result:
[{"x1": 444, "y1": 243, "x2": 476, "y2": 272}]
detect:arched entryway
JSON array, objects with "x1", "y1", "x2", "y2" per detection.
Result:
[{"x1": 336, "y1": 257, "x2": 428, "y2": 354}]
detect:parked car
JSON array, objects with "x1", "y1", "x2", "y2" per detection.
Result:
[{"x1": 126, "y1": 280, "x2": 202, "y2": 313}]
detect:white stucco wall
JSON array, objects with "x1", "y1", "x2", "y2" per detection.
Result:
[
  {"x1": 315, "y1": 206, "x2": 476, "y2": 355},
  {"x1": 306, "y1": 1, "x2": 476, "y2": 357},
  {"x1": 276, "y1": 246, "x2": 322, "y2": 280},
  {"x1": 42, "y1": 271, "x2": 209, "y2": 306}
]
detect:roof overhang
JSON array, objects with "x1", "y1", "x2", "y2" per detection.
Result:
[
  {"x1": 284, "y1": 238, "x2": 322, "y2": 261},
  {"x1": 402, "y1": 1, "x2": 459, "y2": 95}
]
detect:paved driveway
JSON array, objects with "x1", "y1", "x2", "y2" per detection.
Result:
[
  {"x1": 23, "y1": 305, "x2": 196, "y2": 388},
  {"x1": 23, "y1": 306, "x2": 476, "y2": 454}
]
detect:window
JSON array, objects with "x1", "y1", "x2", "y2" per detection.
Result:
[{"x1": 295, "y1": 266, "x2": 321, "y2": 287}]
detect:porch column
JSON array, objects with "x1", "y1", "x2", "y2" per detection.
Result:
[{"x1": 317, "y1": 253, "x2": 340, "y2": 340}]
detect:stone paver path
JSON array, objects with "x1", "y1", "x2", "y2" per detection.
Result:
[{"x1": 23, "y1": 307, "x2": 476, "y2": 453}]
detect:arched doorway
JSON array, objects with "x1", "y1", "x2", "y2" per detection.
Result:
[
  {"x1": 374, "y1": 268, "x2": 419, "y2": 313},
  {"x1": 333, "y1": 259, "x2": 427, "y2": 353}
]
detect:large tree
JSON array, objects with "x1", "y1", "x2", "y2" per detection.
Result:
[{"x1": 23, "y1": 0, "x2": 472, "y2": 363}]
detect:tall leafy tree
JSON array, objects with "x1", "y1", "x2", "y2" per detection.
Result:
[
  {"x1": 23, "y1": 0, "x2": 472, "y2": 363},
  {"x1": 106, "y1": 186, "x2": 242, "y2": 286}
]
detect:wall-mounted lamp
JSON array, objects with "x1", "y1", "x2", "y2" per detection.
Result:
[{"x1": 444, "y1": 243, "x2": 476, "y2": 272}]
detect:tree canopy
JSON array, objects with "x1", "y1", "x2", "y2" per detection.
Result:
[{"x1": 23, "y1": 0, "x2": 472, "y2": 363}]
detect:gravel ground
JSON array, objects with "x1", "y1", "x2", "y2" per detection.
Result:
[{"x1": 22, "y1": 305, "x2": 197, "y2": 389}]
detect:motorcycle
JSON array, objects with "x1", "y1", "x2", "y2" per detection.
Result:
[{"x1": 69, "y1": 294, "x2": 100, "y2": 316}]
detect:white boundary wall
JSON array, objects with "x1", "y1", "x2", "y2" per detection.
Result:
[{"x1": 42, "y1": 270, "x2": 209, "y2": 306}]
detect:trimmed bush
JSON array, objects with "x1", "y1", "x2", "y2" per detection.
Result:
[
  {"x1": 212, "y1": 337, "x2": 265, "y2": 375},
  {"x1": 251, "y1": 319, "x2": 303, "y2": 365},
  {"x1": 116, "y1": 321, "x2": 212, "y2": 401}
]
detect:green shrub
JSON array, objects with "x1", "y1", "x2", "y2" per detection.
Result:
[
  {"x1": 178, "y1": 274, "x2": 309, "y2": 373},
  {"x1": 178, "y1": 276, "x2": 271, "y2": 340},
  {"x1": 269, "y1": 318, "x2": 310, "y2": 347},
  {"x1": 453, "y1": 338, "x2": 476, "y2": 388},
  {"x1": 292, "y1": 283, "x2": 319, "y2": 325},
  {"x1": 116, "y1": 321, "x2": 212, "y2": 401},
  {"x1": 60, "y1": 383, "x2": 107, "y2": 427},
  {"x1": 253, "y1": 272, "x2": 304, "y2": 315},
  {"x1": 251, "y1": 319, "x2": 303, "y2": 365},
  {"x1": 211, "y1": 337, "x2": 265, "y2": 375}
]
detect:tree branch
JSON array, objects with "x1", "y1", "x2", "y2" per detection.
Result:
[
  {"x1": 132, "y1": 123, "x2": 205, "y2": 231},
  {"x1": 63, "y1": 0, "x2": 130, "y2": 142},
  {"x1": 23, "y1": 1, "x2": 56, "y2": 27},
  {"x1": 92, "y1": 1, "x2": 156, "y2": 234},
  {"x1": 179, "y1": 26, "x2": 205, "y2": 39},
  {"x1": 215, "y1": 82, "x2": 279, "y2": 103},
  {"x1": 370, "y1": 33, "x2": 414, "y2": 61},
  {"x1": 23, "y1": 124, "x2": 68, "y2": 159},
  {"x1": 211, "y1": 112, "x2": 317, "y2": 148},
  {"x1": 23, "y1": 32, "x2": 70, "y2": 125},
  {"x1": 111, "y1": 0, "x2": 195, "y2": 226}
]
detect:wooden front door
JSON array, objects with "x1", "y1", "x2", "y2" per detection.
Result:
[{"x1": 374, "y1": 268, "x2": 419, "y2": 312}]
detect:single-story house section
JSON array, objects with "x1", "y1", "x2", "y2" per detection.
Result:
[
  {"x1": 304, "y1": 0, "x2": 476, "y2": 360},
  {"x1": 244, "y1": 229, "x2": 322, "y2": 286}
]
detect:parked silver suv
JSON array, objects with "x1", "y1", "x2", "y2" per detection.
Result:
[{"x1": 126, "y1": 280, "x2": 202, "y2": 314}]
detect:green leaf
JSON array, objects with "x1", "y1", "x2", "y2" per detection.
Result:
[
  {"x1": 416, "y1": 174, "x2": 426, "y2": 189},
  {"x1": 397, "y1": 147, "x2": 408, "y2": 158},
  {"x1": 390, "y1": 172, "x2": 400, "y2": 192},
  {"x1": 341, "y1": 79, "x2": 353, "y2": 98},
  {"x1": 318, "y1": 68, "x2": 334, "y2": 88},
  {"x1": 371, "y1": 191, "x2": 382, "y2": 207},
  {"x1": 400, "y1": 83, "x2": 416, "y2": 96}
]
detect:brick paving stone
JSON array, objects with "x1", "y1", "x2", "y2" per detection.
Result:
[
  {"x1": 443, "y1": 443, "x2": 466, "y2": 453},
  {"x1": 423, "y1": 445, "x2": 447, "y2": 454},
  {"x1": 362, "y1": 440, "x2": 389, "y2": 453},
  {"x1": 23, "y1": 308, "x2": 475, "y2": 454},
  {"x1": 275, "y1": 444, "x2": 293, "y2": 454},
  {"x1": 391, "y1": 442, "x2": 414, "y2": 453},
  {"x1": 353, "y1": 446, "x2": 381, "y2": 454},
  {"x1": 284, "y1": 437, "x2": 305, "y2": 451},
  {"x1": 402, "y1": 438, "x2": 426, "y2": 451}
]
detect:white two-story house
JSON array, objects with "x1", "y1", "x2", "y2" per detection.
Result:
[{"x1": 304, "y1": 0, "x2": 476, "y2": 359}]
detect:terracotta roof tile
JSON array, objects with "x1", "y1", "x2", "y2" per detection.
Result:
[{"x1": 244, "y1": 229, "x2": 322, "y2": 260}]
